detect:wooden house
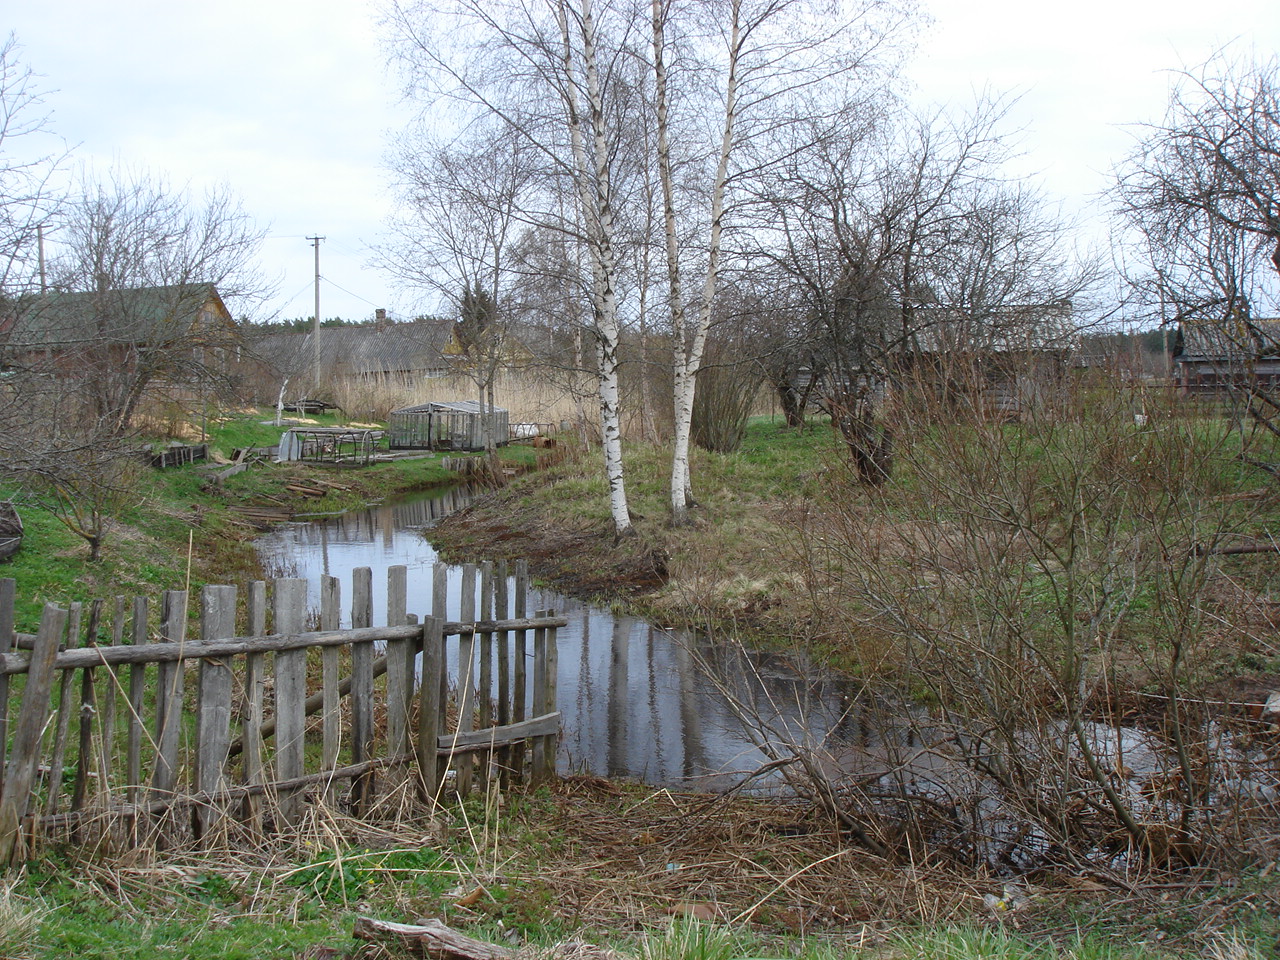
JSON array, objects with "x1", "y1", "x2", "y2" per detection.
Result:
[
  {"x1": 0, "y1": 283, "x2": 238, "y2": 427},
  {"x1": 1173, "y1": 318, "x2": 1280, "y2": 396},
  {"x1": 2, "y1": 283, "x2": 235, "y2": 364},
  {"x1": 246, "y1": 319, "x2": 454, "y2": 394}
]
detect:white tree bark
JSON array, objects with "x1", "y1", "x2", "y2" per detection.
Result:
[
  {"x1": 657, "y1": 0, "x2": 742, "y2": 525},
  {"x1": 558, "y1": 0, "x2": 633, "y2": 536}
]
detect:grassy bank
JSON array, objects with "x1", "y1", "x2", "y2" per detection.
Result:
[
  {"x1": 425, "y1": 401, "x2": 1280, "y2": 953},
  {"x1": 5, "y1": 404, "x2": 1280, "y2": 957},
  {"x1": 429, "y1": 416, "x2": 840, "y2": 641},
  {"x1": 0, "y1": 407, "x2": 532, "y2": 630},
  {"x1": 4, "y1": 777, "x2": 1270, "y2": 960}
]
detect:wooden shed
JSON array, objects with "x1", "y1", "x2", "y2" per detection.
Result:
[{"x1": 388, "y1": 400, "x2": 509, "y2": 452}]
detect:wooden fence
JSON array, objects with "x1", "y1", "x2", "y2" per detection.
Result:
[{"x1": 0, "y1": 560, "x2": 564, "y2": 865}]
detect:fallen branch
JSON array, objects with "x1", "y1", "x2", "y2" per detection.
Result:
[{"x1": 353, "y1": 917, "x2": 515, "y2": 960}]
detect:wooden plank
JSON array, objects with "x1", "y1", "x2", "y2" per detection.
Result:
[
  {"x1": 494, "y1": 561, "x2": 511, "y2": 788},
  {"x1": 44, "y1": 602, "x2": 81, "y2": 817},
  {"x1": 125, "y1": 597, "x2": 148, "y2": 809},
  {"x1": 319, "y1": 575, "x2": 340, "y2": 802},
  {"x1": 351, "y1": 566, "x2": 374, "y2": 811},
  {"x1": 242, "y1": 581, "x2": 266, "y2": 830},
  {"x1": 513, "y1": 561, "x2": 528, "y2": 729},
  {"x1": 71, "y1": 599, "x2": 104, "y2": 818},
  {"x1": 543, "y1": 609, "x2": 559, "y2": 781},
  {"x1": 530, "y1": 609, "x2": 548, "y2": 785},
  {"x1": 441, "y1": 712, "x2": 561, "y2": 751},
  {"x1": 0, "y1": 617, "x2": 567, "y2": 675},
  {"x1": 273, "y1": 578, "x2": 308, "y2": 824},
  {"x1": 478, "y1": 562, "x2": 494, "y2": 788},
  {"x1": 194, "y1": 585, "x2": 237, "y2": 841},
  {"x1": 151, "y1": 591, "x2": 188, "y2": 803},
  {"x1": 385, "y1": 565, "x2": 410, "y2": 759},
  {"x1": 416, "y1": 617, "x2": 443, "y2": 804},
  {"x1": 96, "y1": 596, "x2": 126, "y2": 810},
  {"x1": 432, "y1": 560, "x2": 448, "y2": 774},
  {"x1": 0, "y1": 578, "x2": 14, "y2": 781},
  {"x1": 454, "y1": 564, "x2": 477, "y2": 796},
  {"x1": 353, "y1": 916, "x2": 515, "y2": 960},
  {"x1": 0, "y1": 604, "x2": 67, "y2": 866}
]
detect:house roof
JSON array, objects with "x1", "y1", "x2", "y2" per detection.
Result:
[
  {"x1": 249, "y1": 320, "x2": 455, "y2": 377},
  {"x1": 1175, "y1": 318, "x2": 1280, "y2": 361},
  {"x1": 392, "y1": 400, "x2": 508, "y2": 415},
  {"x1": 904, "y1": 302, "x2": 1077, "y2": 354},
  {"x1": 1, "y1": 283, "x2": 231, "y2": 349}
]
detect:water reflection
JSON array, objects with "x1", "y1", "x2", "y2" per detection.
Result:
[{"x1": 255, "y1": 488, "x2": 851, "y2": 788}]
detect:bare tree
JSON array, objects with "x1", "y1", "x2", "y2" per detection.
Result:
[
  {"x1": 1, "y1": 171, "x2": 266, "y2": 560},
  {"x1": 0, "y1": 35, "x2": 64, "y2": 298},
  {"x1": 383, "y1": 122, "x2": 536, "y2": 455},
  {"x1": 35, "y1": 169, "x2": 268, "y2": 435},
  {"x1": 1115, "y1": 50, "x2": 1280, "y2": 458},
  {"x1": 758, "y1": 96, "x2": 1091, "y2": 481}
]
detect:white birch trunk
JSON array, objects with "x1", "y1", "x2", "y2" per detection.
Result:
[
  {"x1": 658, "y1": 0, "x2": 742, "y2": 525},
  {"x1": 559, "y1": 0, "x2": 633, "y2": 536}
]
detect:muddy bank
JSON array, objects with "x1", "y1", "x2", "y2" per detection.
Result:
[{"x1": 428, "y1": 497, "x2": 671, "y2": 599}]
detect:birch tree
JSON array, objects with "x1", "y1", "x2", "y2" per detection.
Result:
[
  {"x1": 647, "y1": 0, "x2": 910, "y2": 523},
  {"x1": 386, "y1": 0, "x2": 642, "y2": 536}
]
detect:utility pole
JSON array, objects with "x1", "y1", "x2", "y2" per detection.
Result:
[{"x1": 307, "y1": 235, "x2": 325, "y2": 391}]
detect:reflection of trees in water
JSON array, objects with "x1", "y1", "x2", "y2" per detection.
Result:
[{"x1": 258, "y1": 490, "x2": 855, "y2": 787}]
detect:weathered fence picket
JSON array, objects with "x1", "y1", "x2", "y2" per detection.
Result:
[
  {"x1": 274, "y1": 578, "x2": 308, "y2": 823},
  {"x1": 0, "y1": 604, "x2": 66, "y2": 864},
  {"x1": 0, "y1": 579, "x2": 13, "y2": 777},
  {"x1": 0, "y1": 561, "x2": 564, "y2": 867}
]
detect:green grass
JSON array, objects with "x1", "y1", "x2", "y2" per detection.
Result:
[{"x1": 0, "y1": 404, "x2": 530, "y2": 631}]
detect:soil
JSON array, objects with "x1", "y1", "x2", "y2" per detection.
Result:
[{"x1": 428, "y1": 500, "x2": 670, "y2": 600}]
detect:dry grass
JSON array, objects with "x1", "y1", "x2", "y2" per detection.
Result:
[{"x1": 0, "y1": 880, "x2": 45, "y2": 960}]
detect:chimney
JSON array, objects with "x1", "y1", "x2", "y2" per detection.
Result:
[{"x1": 375, "y1": 307, "x2": 388, "y2": 329}]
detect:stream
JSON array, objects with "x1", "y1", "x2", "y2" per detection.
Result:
[
  {"x1": 254, "y1": 486, "x2": 852, "y2": 790},
  {"x1": 253, "y1": 485, "x2": 1280, "y2": 870}
]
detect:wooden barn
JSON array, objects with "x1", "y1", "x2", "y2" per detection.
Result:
[{"x1": 388, "y1": 400, "x2": 509, "y2": 452}]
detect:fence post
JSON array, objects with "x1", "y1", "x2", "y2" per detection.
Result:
[
  {"x1": 273, "y1": 578, "x2": 308, "y2": 824},
  {"x1": 385, "y1": 565, "x2": 410, "y2": 760},
  {"x1": 151, "y1": 590, "x2": 189, "y2": 805},
  {"x1": 125, "y1": 597, "x2": 148, "y2": 815},
  {"x1": 96, "y1": 596, "x2": 126, "y2": 812},
  {"x1": 432, "y1": 562, "x2": 449, "y2": 786},
  {"x1": 0, "y1": 604, "x2": 67, "y2": 867},
  {"x1": 478, "y1": 562, "x2": 494, "y2": 790},
  {"x1": 45, "y1": 602, "x2": 81, "y2": 817},
  {"x1": 544, "y1": 610, "x2": 559, "y2": 781},
  {"x1": 0, "y1": 579, "x2": 14, "y2": 782},
  {"x1": 319, "y1": 575, "x2": 341, "y2": 803},
  {"x1": 513, "y1": 562, "x2": 528, "y2": 780},
  {"x1": 531, "y1": 609, "x2": 549, "y2": 784},
  {"x1": 71, "y1": 599, "x2": 103, "y2": 817},
  {"x1": 417, "y1": 616, "x2": 443, "y2": 806},
  {"x1": 494, "y1": 561, "x2": 511, "y2": 789},
  {"x1": 243, "y1": 581, "x2": 267, "y2": 831},
  {"x1": 194, "y1": 585, "x2": 237, "y2": 841},
  {"x1": 351, "y1": 566, "x2": 374, "y2": 811},
  {"x1": 455, "y1": 564, "x2": 478, "y2": 796}
]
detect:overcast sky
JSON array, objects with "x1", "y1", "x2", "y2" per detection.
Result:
[{"x1": 6, "y1": 0, "x2": 1280, "y2": 324}]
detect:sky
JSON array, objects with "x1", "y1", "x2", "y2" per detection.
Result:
[{"x1": 5, "y1": 0, "x2": 1280, "y2": 324}]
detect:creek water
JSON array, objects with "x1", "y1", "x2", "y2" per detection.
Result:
[{"x1": 254, "y1": 486, "x2": 851, "y2": 789}]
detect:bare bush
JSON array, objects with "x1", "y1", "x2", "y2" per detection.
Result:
[{"x1": 708, "y1": 382, "x2": 1278, "y2": 875}]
